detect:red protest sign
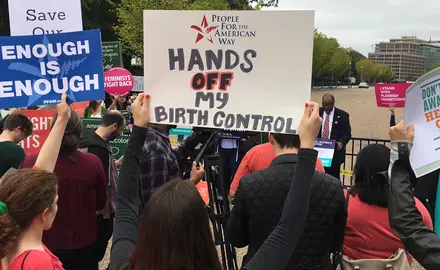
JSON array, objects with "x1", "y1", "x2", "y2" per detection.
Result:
[
  {"x1": 104, "y1": 67, "x2": 134, "y2": 96},
  {"x1": 72, "y1": 101, "x2": 89, "y2": 117},
  {"x1": 196, "y1": 181, "x2": 210, "y2": 205},
  {"x1": 18, "y1": 110, "x2": 55, "y2": 155},
  {"x1": 374, "y1": 83, "x2": 412, "y2": 108}
]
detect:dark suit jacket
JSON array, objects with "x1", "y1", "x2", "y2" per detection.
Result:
[
  {"x1": 226, "y1": 154, "x2": 346, "y2": 270},
  {"x1": 318, "y1": 107, "x2": 351, "y2": 165}
]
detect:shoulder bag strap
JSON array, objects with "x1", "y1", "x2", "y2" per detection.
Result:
[{"x1": 21, "y1": 251, "x2": 32, "y2": 270}]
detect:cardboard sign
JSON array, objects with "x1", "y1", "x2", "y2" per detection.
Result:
[
  {"x1": 8, "y1": 0, "x2": 83, "y2": 36},
  {"x1": 404, "y1": 67, "x2": 440, "y2": 177},
  {"x1": 71, "y1": 101, "x2": 89, "y2": 117},
  {"x1": 169, "y1": 127, "x2": 193, "y2": 149},
  {"x1": 132, "y1": 76, "x2": 144, "y2": 92},
  {"x1": 102, "y1": 41, "x2": 123, "y2": 71},
  {"x1": 18, "y1": 110, "x2": 55, "y2": 155},
  {"x1": 314, "y1": 138, "x2": 336, "y2": 167},
  {"x1": 0, "y1": 30, "x2": 105, "y2": 109},
  {"x1": 143, "y1": 11, "x2": 314, "y2": 134},
  {"x1": 104, "y1": 67, "x2": 134, "y2": 96},
  {"x1": 81, "y1": 118, "x2": 129, "y2": 160},
  {"x1": 374, "y1": 83, "x2": 411, "y2": 108}
]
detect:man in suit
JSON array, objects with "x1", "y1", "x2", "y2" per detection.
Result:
[{"x1": 318, "y1": 93, "x2": 351, "y2": 179}]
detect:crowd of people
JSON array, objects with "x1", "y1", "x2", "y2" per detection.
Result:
[{"x1": 0, "y1": 91, "x2": 440, "y2": 270}]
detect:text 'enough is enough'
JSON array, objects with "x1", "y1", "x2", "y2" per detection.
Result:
[{"x1": 0, "y1": 40, "x2": 100, "y2": 99}]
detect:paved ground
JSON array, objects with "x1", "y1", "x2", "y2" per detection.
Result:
[{"x1": 100, "y1": 87, "x2": 425, "y2": 269}]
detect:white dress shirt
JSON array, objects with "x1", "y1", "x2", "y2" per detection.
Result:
[{"x1": 321, "y1": 107, "x2": 335, "y2": 138}]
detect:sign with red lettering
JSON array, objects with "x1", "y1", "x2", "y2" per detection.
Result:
[
  {"x1": 374, "y1": 83, "x2": 411, "y2": 108},
  {"x1": 18, "y1": 110, "x2": 55, "y2": 155},
  {"x1": 143, "y1": 11, "x2": 315, "y2": 134},
  {"x1": 104, "y1": 67, "x2": 134, "y2": 96}
]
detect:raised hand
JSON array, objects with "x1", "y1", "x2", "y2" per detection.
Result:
[
  {"x1": 189, "y1": 161, "x2": 205, "y2": 185},
  {"x1": 389, "y1": 120, "x2": 414, "y2": 142},
  {"x1": 132, "y1": 93, "x2": 150, "y2": 128},
  {"x1": 299, "y1": 102, "x2": 322, "y2": 149},
  {"x1": 56, "y1": 93, "x2": 71, "y2": 121}
]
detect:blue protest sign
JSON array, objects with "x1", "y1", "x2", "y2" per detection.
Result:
[
  {"x1": 314, "y1": 138, "x2": 336, "y2": 167},
  {"x1": 0, "y1": 30, "x2": 104, "y2": 109}
]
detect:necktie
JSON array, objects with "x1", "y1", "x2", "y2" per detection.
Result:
[{"x1": 323, "y1": 115, "x2": 330, "y2": 139}]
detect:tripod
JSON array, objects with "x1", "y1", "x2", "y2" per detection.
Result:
[{"x1": 194, "y1": 131, "x2": 238, "y2": 270}]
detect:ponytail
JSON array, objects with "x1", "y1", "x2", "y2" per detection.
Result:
[{"x1": 0, "y1": 214, "x2": 21, "y2": 258}]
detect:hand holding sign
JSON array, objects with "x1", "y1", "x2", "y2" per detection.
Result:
[
  {"x1": 132, "y1": 93, "x2": 150, "y2": 128},
  {"x1": 299, "y1": 102, "x2": 322, "y2": 149},
  {"x1": 56, "y1": 93, "x2": 71, "y2": 121},
  {"x1": 389, "y1": 120, "x2": 414, "y2": 142}
]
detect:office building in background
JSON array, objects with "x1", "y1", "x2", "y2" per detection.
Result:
[{"x1": 369, "y1": 36, "x2": 440, "y2": 81}]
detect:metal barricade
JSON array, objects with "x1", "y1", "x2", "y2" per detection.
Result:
[{"x1": 340, "y1": 137, "x2": 390, "y2": 187}]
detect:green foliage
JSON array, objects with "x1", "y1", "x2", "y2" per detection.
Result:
[
  {"x1": 426, "y1": 62, "x2": 440, "y2": 73},
  {"x1": 355, "y1": 59, "x2": 376, "y2": 83},
  {"x1": 355, "y1": 59, "x2": 394, "y2": 83},
  {"x1": 313, "y1": 30, "x2": 351, "y2": 80},
  {"x1": 347, "y1": 48, "x2": 366, "y2": 77},
  {"x1": 375, "y1": 63, "x2": 395, "y2": 82},
  {"x1": 112, "y1": 0, "x2": 230, "y2": 59},
  {"x1": 82, "y1": 0, "x2": 120, "y2": 41}
]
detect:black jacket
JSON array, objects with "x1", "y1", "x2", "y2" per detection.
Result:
[
  {"x1": 227, "y1": 154, "x2": 347, "y2": 270},
  {"x1": 388, "y1": 142, "x2": 440, "y2": 270},
  {"x1": 318, "y1": 107, "x2": 351, "y2": 165},
  {"x1": 79, "y1": 132, "x2": 118, "y2": 212}
]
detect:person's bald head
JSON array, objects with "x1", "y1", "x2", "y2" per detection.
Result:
[{"x1": 322, "y1": 93, "x2": 335, "y2": 114}]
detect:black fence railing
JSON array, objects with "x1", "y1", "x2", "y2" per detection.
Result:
[{"x1": 340, "y1": 137, "x2": 391, "y2": 187}]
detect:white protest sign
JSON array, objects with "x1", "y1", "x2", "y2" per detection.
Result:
[
  {"x1": 132, "y1": 76, "x2": 144, "y2": 92},
  {"x1": 8, "y1": 0, "x2": 83, "y2": 36},
  {"x1": 404, "y1": 67, "x2": 440, "y2": 177},
  {"x1": 143, "y1": 11, "x2": 314, "y2": 134}
]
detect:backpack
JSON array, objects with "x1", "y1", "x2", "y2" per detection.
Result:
[
  {"x1": 334, "y1": 190, "x2": 411, "y2": 270},
  {"x1": 79, "y1": 146, "x2": 118, "y2": 215},
  {"x1": 342, "y1": 249, "x2": 410, "y2": 270}
]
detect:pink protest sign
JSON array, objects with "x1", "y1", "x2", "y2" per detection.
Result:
[
  {"x1": 374, "y1": 83, "x2": 412, "y2": 108},
  {"x1": 104, "y1": 67, "x2": 134, "y2": 96}
]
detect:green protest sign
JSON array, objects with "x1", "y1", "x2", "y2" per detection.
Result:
[
  {"x1": 102, "y1": 41, "x2": 123, "y2": 71},
  {"x1": 81, "y1": 118, "x2": 129, "y2": 160}
]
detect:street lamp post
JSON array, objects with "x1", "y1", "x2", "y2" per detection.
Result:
[{"x1": 361, "y1": 66, "x2": 364, "y2": 82}]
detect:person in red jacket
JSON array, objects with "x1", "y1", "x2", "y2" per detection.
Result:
[{"x1": 230, "y1": 141, "x2": 325, "y2": 198}]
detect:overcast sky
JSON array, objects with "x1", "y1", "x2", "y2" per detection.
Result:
[{"x1": 273, "y1": 0, "x2": 440, "y2": 56}]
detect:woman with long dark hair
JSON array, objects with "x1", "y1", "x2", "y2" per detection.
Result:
[
  {"x1": 20, "y1": 111, "x2": 108, "y2": 270},
  {"x1": 342, "y1": 144, "x2": 432, "y2": 261},
  {"x1": 109, "y1": 95, "x2": 131, "y2": 123},
  {"x1": 110, "y1": 95, "x2": 322, "y2": 270},
  {"x1": 84, "y1": 100, "x2": 107, "y2": 118}
]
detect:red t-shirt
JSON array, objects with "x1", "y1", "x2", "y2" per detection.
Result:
[
  {"x1": 229, "y1": 142, "x2": 325, "y2": 197},
  {"x1": 342, "y1": 190, "x2": 433, "y2": 260},
  {"x1": 1, "y1": 245, "x2": 63, "y2": 269}
]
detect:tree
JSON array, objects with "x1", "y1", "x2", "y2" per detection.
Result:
[
  {"x1": 347, "y1": 48, "x2": 366, "y2": 78},
  {"x1": 374, "y1": 64, "x2": 394, "y2": 82},
  {"x1": 112, "y1": 0, "x2": 230, "y2": 60},
  {"x1": 328, "y1": 47, "x2": 351, "y2": 80},
  {"x1": 356, "y1": 59, "x2": 377, "y2": 83},
  {"x1": 426, "y1": 62, "x2": 440, "y2": 74}
]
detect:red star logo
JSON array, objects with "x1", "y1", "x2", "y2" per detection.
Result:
[{"x1": 190, "y1": 15, "x2": 217, "y2": 44}]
